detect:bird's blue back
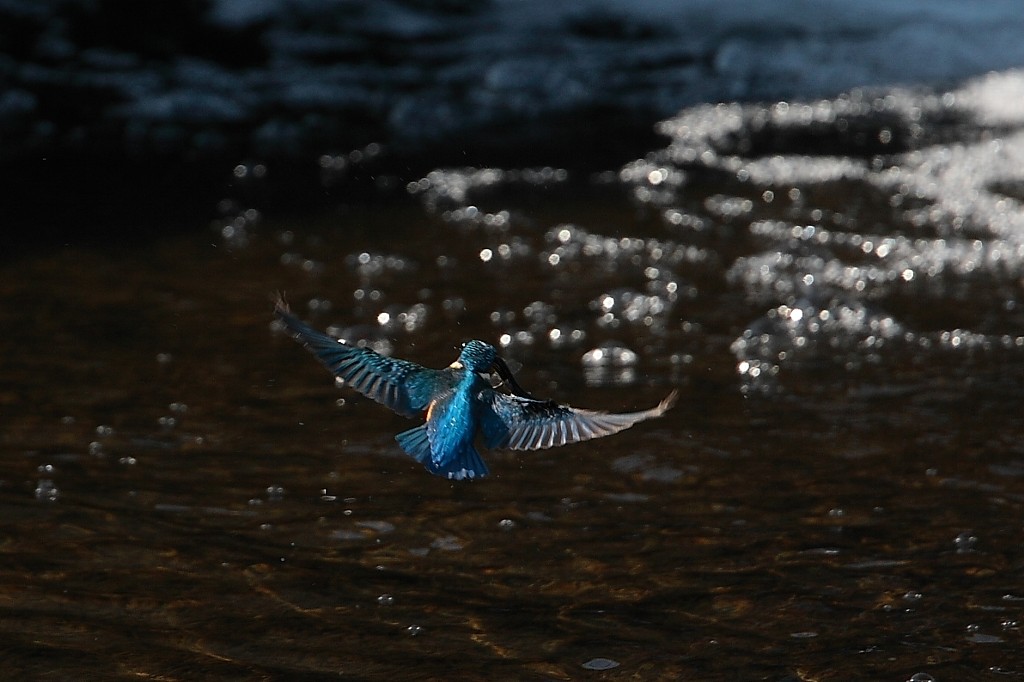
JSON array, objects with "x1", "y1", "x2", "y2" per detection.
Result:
[{"x1": 424, "y1": 373, "x2": 488, "y2": 466}]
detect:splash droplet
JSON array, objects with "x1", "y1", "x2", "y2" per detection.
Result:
[
  {"x1": 954, "y1": 531, "x2": 977, "y2": 553},
  {"x1": 582, "y1": 658, "x2": 619, "y2": 671},
  {"x1": 34, "y1": 479, "x2": 59, "y2": 502}
]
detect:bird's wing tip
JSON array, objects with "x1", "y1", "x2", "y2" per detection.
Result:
[
  {"x1": 657, "y1": 389, "x2": 680, "y2": 414},
  {"x1": 273, "y1": 292, "x2": 291, "y2": 315}
]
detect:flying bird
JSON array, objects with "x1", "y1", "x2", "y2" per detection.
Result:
[{"x1": 275, "y1": 299, "x2": 677, "y2": 480}]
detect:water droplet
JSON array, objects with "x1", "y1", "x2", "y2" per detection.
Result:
[
  {"x1": 406, "y1": 625, "x2": 423, "y2": 636},
  {"x1": 377, "y1": 594, "x2": 394, "y2": 606},
  {"x1": 954, "y1": 531, "x2": 978, "y2": 553},
  {"x1": 907, "y1": 674, "x2": 936, "y2": 682},
  {"x1": 34, "y1": 479, "x2": 59, "y2": 502},
  {"x1": 582, "y1": 658, "x2": 619, "y2": 671},
  {"x1": 498, "y1": 519, "x2": 516, "y2": 530}
]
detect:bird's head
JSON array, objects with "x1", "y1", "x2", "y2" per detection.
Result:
[
  {"x1": 458, "y1": 340, "x2": 498, "y2": 373},
  {"x1": 458, "y1": 340, "x2": 538, "y2": 400}
]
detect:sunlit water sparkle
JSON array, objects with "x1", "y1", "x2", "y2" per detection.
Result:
[{"x1": 2, "y1": 71, "x2": 1024, "y2": 680}]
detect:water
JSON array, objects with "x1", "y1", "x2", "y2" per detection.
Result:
[
  {"x1": 3, "y1": 73, "x2": 1024, "y2": 679},
  {"x1": 7, "y1": 0, "x2": 1024, "y2": 165}
]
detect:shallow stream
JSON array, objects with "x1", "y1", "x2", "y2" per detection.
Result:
[{"x1": 3, "y1": 72, "x2": 1024, "y2": 679}]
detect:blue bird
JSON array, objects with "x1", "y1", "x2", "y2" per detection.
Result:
[{"x1": 275, "y1": 299, "x2": 677, "y2": 480}]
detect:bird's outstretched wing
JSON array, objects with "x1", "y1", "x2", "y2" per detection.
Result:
[
  {"x1": 275, "y1": 300, "x2": 443, "y2": 417},
  {"x1": 480, "y1": 389, "x2": 678, "y2": 451}
]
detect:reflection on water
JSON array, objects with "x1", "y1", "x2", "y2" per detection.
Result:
[{"x1": 3, "y1": 73, "x2": 1024, "y2": 679}]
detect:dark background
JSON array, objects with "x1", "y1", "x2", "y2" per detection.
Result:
[{"x1": 5, "y1": 0, "x2": 1024, "y2": 247}]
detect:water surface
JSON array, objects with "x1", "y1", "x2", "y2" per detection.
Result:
[{"x1": 3, "y1": 74, "x2": 1024, "y2": 680}]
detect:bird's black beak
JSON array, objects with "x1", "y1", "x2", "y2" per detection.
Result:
[{"x1": 490, "y1": 356, "x2": 537, "y2": 400}]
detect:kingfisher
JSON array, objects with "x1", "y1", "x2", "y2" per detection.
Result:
[{"x1": 275, "y1": 299, "x2": 677, "y2": 480}]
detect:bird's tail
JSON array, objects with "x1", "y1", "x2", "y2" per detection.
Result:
[
  {"x1": 395, "y1": 425, "x2": 432, "y2": 463},
  {"x1": 395, "y1": 426, "x2": 489, "y2": 480}
]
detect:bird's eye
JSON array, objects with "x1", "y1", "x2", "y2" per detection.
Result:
[{"x1": 459, "y1": 341, "x2": 468, "y2": 350}]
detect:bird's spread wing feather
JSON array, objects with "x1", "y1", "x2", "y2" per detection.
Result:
[
  {"x1": 480, "y1": 389, "x2": 678, "y2": 450},
  {"x1": 276, "y1": 303, "x2": 443, "y2": 417}
]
